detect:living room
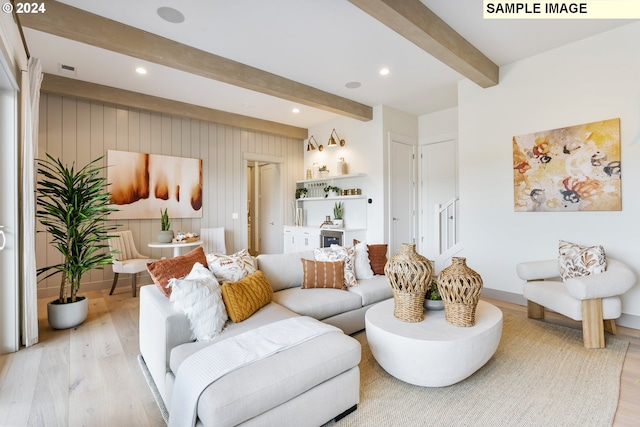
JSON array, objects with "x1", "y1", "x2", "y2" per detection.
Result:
[{"x1": 1, "y1": 1, "x2": 640, "y2": 426}]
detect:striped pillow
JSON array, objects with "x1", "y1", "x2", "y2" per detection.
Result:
[{"x1": 300, "y1": 259, "x2": 346, "y2": 290}]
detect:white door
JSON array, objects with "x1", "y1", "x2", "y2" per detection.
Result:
[
  {"x1": 420, "y1": 138, "x2": 457, "y2": 259},
  {"x1": 389, "y1": 136, "x2": 416, "y2": 255},
  {"x1": 258, "y1": 163, "x2": 282, "y2": 254}
]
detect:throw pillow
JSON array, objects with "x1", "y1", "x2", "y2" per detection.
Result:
[
  {"x1": 221, "y1": 270, "x2": 273, "y2": 323},
  {"x1": 367, "y1": 244, "x2": 388, "y2": 275},
  {"x1": 558, "y1": 240, "x2": 607, "y2": 281},
  {"x1": 314, "y1": 245, "x2": 358, "y2": 287},
  {"x1": 168, "y1": 262, "x2": 227, "y2": 341},
  {"x1": 207, "y1": 248, "x2": 256, "y2": 283},
  {"x1": 301, "y1": 259, "x2": 346, "y2": 290},
  {"x1": 146, "y1": 246, "x2": 208, "y2": 297},
  {"x1": 353, "y1": 240, "x2": 374, "y2": 280}
]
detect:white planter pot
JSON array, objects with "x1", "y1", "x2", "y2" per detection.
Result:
[
  {"x1": 333, "y1": 219, "x2": 344, "y2": 228},
  {"x1": 424, "y1": 299, "x2": 444, "y2": 310},
  {"x1": 157, "y1": 230, "x2": 174, "y2": 243},
  {"x1": 47, "y1": 296, "x2": 89, "y2": 329}
]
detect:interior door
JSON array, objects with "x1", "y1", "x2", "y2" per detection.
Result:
[
  {"x1": 258, "y1": 163, "x2": 282, "y2": 254},
  {"x1": 389, "y1": 137, "x2": 416, "y2": 255}
]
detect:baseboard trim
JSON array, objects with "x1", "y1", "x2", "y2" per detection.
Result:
[{"x1": 480, "y1": 288, "x2": 640, "y2": 330}]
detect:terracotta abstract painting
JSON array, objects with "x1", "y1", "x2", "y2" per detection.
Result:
[
  {"x1": 513, "y1": 118, "x2": 621, "y2": 212},
  {"x1": 107, "y1": 150, "x2": 203, "y2": 219}
]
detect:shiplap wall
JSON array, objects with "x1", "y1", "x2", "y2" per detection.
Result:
[{"x1": 36, "y1": 94, "x2": 303, "y2": 296}]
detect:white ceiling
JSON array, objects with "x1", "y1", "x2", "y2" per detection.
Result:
[{"x1": 23, "y1": 0, "x2": 636, "y2": 129}]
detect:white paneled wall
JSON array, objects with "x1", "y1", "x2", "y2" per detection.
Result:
[{"x1": 36, "y1": 94, "x2": 303, "y2": 296}]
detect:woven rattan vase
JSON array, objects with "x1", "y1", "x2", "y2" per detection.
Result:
[
  {"x1": 384, "y1": 243, "x2": 433, "y2": 322},
  {"x1": 437, "y1": 257, "x2": 483, "y2": 327}
]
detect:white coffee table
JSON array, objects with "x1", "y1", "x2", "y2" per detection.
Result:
[{"x1": 365, "y1": 299, "x2": 502, "y2": 387}]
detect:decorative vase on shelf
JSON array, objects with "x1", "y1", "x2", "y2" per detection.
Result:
[
  {"x1": 319, "y1": 170, "x2": 329, "y2": 178},
  {"x1": 437, "y1": 257, "x2": 483, "y2": 327},
  {"x1": 384, "y1": 243, "x2": 433, "y2": 322}
]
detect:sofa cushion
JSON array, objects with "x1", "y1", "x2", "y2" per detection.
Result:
[
  {"x1": 314, "y1": 245, "x2": 357, "y2": 287},
  {"x1": 368, "y1": 244, "x2": 388, "y2": 275},
  {"x1": 147, "y1": 246, "x2": 208, "y2": 297},
  {"x1": 221, "y1": 271, "x2": 273, "y2": 322},
  {"x1": 558, "y1": 240, "x2": 606, "y2": 281},
  {"x1": 207, "y1": 248, "x2": 256, "y2": 283},
  {"x1": 256, "y1": 250, "x2": 315, "y2": 291},
  {"x1": 353, "y1": 241, "x2": 374, "y2": 280},
  {"x1": 301, "y1": 259, "x2": 346, "y2": 290},
  {"x1": 168, "y1": 262, "x2": 227, "y2": 341},
  {"x1": 347, "y1": 275, "x2": 393, "y2": 306},
  {"x1": 272, "y1": 287, "x2": 362, "y2": 320}
]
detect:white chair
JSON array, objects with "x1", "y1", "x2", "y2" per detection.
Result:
[
  {"x1": 108, "y1": 230, "x2": 156, "y2": 297},
  {"x1": 200, "y1": 227, "x2": 227, "y2": 254},
  {"x1": 516, "y1": 257, "x2": 635, "y2": 348}
]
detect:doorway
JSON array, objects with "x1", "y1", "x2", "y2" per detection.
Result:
[{"x1": 245, "y1": 154, "x2": 284, "y2": 255}]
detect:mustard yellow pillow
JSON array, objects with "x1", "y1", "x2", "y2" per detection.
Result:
[{"x1": 221, "y1": 271, "x2": 273, "y2": 322}]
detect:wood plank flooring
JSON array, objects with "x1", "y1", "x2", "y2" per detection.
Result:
[{"x1": 0, "y1": 291, "x2": 638, "y2": 426}]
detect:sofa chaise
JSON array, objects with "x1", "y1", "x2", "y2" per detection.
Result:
[{"x1": 139, "y1": 248, "x2": 393, "y2": 426}]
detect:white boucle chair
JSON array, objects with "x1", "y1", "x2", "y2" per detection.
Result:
[{"x1": 516, "y1": 257, "x2": 635, "y2": 349}]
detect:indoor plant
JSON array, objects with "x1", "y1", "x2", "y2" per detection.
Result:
[
  {"x1": 158, "y1": 208, "x2": 174, "y2": 243},
  {"x1": 333, "y1": 202, "x2": 344, "y2": 227},
  {"x1": 324, "y1": 185, "x2": 340, "y2": 198},
  {"x1": 319, "y1": 165, "x2": 329, "y2": 178},
  {"x1": 36, "y1": 154, "x2": 117, "y2": 329},
  {"x1": 295, "y1": 187, "x2": 308, "y2": 199},
  {"x1": 424, "y1": 279, "x2": 444, "y2": 310}
]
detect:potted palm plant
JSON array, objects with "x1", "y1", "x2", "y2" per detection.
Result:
[
  {"x1": 333, "y1": 202, "x2": 344, "y2": 227},
  {"x1": 36, "y1": 154, "x2": 117, "y2": 329}
]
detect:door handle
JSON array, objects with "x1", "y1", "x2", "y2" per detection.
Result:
[
  {"x1": 392, "y1": 217, "x2": 399, "y2": 221},
  {"x1": 270, "y1": 222, "x2": 274, "y2": 225}
]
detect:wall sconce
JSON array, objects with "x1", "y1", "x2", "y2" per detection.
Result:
[
  {"x1": 328, "y1": 129, "x2": 346, "y2": 147},
  {"x1": 307, "y1": 135, "x2": 323, "y2": 151}
]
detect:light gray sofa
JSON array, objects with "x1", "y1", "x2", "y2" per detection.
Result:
[{"x1": 139, "y1": 250, "x2": 393, "y2": 426}]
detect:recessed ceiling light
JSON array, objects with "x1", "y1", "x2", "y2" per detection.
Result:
[
  {"x1": 345, "y1": 81, "x2": 361, "y2": 89},
  {"x1": 379, "y1": 68, "x2": 390, "y2": 76},
  {"x1": 292, "y1": 108, "x2": 300, "y2": 114},
  {"x1": 157, "y1": 7, "x2": 185, "y2": 24},
  {"x1": 135, "y1": 67, "x2": 147, "y2": 75}
]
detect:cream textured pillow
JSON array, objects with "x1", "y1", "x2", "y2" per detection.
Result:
[
  {"x1": 207, "y1": 248, "x2": 256, "y2": 283},
  {"x1": 221, "y1": 270, "x2": 273, "y2": 323},
  {"x1": 301, "y1": 259, "x2": 346, "y2": 290},
  {"x1": 314, "y1": 245, "x2": 358, "y2": 287},
  {"x1": 168, "y1": 262, "x2": 227, "y2": 341},
  {"x1": 353, "y1": 241, "x2": 374, "y2": 280},
  {"x1": 558, "y1": 240, "x2": 606, "y2": 281}
]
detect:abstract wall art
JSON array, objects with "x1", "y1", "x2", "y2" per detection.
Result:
[
  {"x1": 107, "y1": 150, "x2": 203, "y2": 219},
  {"x1": 513, "y1": 118, "x2": 621, "y2": 212}
]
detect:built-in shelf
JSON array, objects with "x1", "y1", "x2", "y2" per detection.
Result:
[
  {"x1": 297, "y1": 195, "x2": 366, "y2": 202},
  {"x1": 296, "y1": 173, "x2": 366, "y2": 184}
]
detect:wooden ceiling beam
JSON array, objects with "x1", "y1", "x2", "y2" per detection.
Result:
[
  {"x1": 21, "y1": 0, "x2": 373, "y2": 122},
  {"x1": 348, "y1": 0, "x2": 499, "y2": 88},
  {"x1": 41, "y1": 74, "x2": 309, "y2": 140}
]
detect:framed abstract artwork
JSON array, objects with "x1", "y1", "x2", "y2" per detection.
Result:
[
  {"x1": 107, "y1": 150, "x2": 203, "y2": 219},
  {"x1": 513, "y1": 118, "x2": 621, "y2": 212}
]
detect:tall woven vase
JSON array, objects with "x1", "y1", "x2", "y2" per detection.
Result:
[
  {"x1": 437, "y1": 257, "x2": 483, "y2": 327},
  {"x1": 384, "y1": 243, "x2": 433, "y2": 322}
]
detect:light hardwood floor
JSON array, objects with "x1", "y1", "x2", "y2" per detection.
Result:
[{"x1": 1, "y1": 290, "x2": 638, "y2": 427}]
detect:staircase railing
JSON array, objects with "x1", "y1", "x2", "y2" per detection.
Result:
[{"x1": 434, "y1": 197, "x2": 461, "y2": 271}]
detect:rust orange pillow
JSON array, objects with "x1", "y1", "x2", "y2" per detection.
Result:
[
  {"x1": 146, "y1": 246, "x2": 208, "y2": 298},
  {"x1": 368, "y1": 244, "x2": 388, "y2": 275},
  {"x1": 301, "y1": 259, "x2": 346, "y2": 290}
]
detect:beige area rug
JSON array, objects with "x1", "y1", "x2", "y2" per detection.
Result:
[{"x1": 326, "y1": 313, "x2": 628, "y2": 427}]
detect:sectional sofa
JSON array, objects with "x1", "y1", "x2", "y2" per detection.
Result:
[{"x1": 139, "y1": 248, "x2": 393, "y2": 426}]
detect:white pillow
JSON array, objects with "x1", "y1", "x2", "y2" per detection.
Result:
[
  {"x1": 314, "y1": 245, "x2": 358, "y2": 287},
  {"x1": 353, "y1": 241, "x2": 374, "y2": 280},
  {"x1": 169, "y1": 262, "x2": 227, "y2": 341},
  {"x1": 206, "y1": 248, "x2": 256, "y2": 283}
]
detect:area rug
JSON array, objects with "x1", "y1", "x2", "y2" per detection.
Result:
[{"x1": 325, "y1": 313, "x2": 628, "y2": 427}]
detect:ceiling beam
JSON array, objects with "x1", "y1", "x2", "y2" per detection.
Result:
[
  {"x1": 348, "y1": 0, "x2": 499, "y2": 88},
  {"x1": 41, "y1": 74, "x2": 309, "y2": 140},
  {"x1": 21, "y1": 0, "x2": 373, "y2": 122}
]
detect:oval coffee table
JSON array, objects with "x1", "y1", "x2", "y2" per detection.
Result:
[{"x1": 365, "y1": 299, "x2": 502, "y2": 387}]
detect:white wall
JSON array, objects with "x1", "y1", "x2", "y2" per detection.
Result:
[
  {"x1": 306, "y1": 105, "x2": 418, "y2": 244},
  {"x1": 419, "y1": 107, "x2": 458, "y2": 141},
  {"x1": 458, "y1": 21, "x2": 640, "y2": 327}
]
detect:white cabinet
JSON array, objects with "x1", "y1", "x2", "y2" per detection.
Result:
[{"x1": 283, "y1": 226, "x2": 320, "y2": 253}]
